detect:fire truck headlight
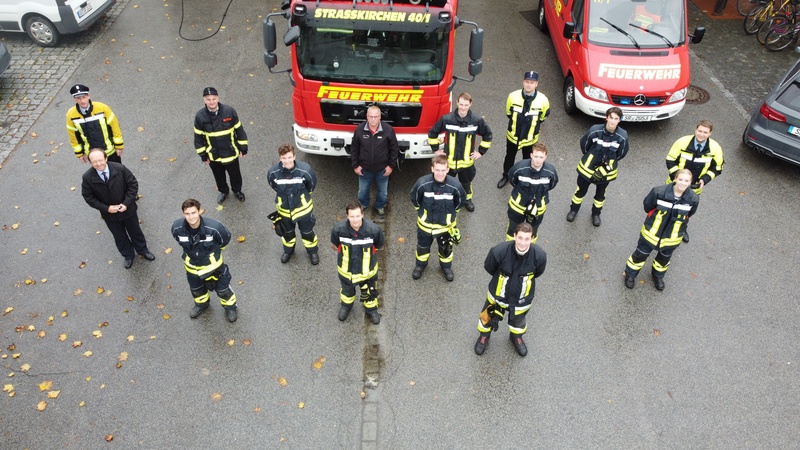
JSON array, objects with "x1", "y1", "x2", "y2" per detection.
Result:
[
  {"x1": 296, "y1": 130, "x2": 319, "y2": 142},
  {"x1": 583, "y1": 82, "x2": 608, "y2": 102},
  {"x1": 668, "y1": 88, "x2": 687, "y2": 103}
]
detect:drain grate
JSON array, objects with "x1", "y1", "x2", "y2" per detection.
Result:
[{"x1": 685, "y1": 85, "x2": 710, "y2": 105}]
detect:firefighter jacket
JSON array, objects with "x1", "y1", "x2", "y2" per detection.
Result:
[
  {"x1": 171, "y1": 216, "x2": 231, "y2": 278},
  {"x1": 640, "y1": 183, "x2": 699, "y2": 248},
  {"x1": 67, "y1": 100, "x2": 124, "y2": 158},
  {"x1": 331, "y1": 218, "x2": 385, "y2": 284},
  {"x1": 576, "y1": 124, "x2": 629, "y2": 183},
  {"x1": 505, "y1": 89, "x2": 550, "y2": 147},
  {"x1": 666, "y1": 135, "x2": 724, "y2": 191},
  {"x1": 484, "y1": 241, "x2": 547, "y2": 310},
  {"x1": 409, "y1": 174, "x2": 467, "y2": 235},
  {"x1": 81, "y1": 162, "x2": 138, "y2": 222},
  {"x1": 267, "y1": 160, "x2": 317, "y2": 221},
  {"x1": 350, "y1": 121, "x2": 400, "y2": 173},
  {"x1": 507, "y1": 159, "x2": 559, "y2": 218},
  {"x1": 427, "y1": 109, "x2": 493, "y2": 171},
  {"x1": 194, "y1": 103, "x2": 248, "y2": 163}
]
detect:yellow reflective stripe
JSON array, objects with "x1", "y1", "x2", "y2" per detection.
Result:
[{"x1": 183, "y1": 254, "x2": 223, "y2": 276}]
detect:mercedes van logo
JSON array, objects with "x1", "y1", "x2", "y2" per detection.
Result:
[{"x1": 633, "y1": 94, "x2": 647, "y2": 106}]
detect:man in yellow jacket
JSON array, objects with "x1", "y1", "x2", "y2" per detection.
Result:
[{"x1": 66, "y1": 84, "x2": 124, "y2": 163}]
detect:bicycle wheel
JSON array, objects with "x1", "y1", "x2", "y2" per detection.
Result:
[
  {"x1": 757, "y1": 13, "x2": 789, "y2": 45},
  {"x1": 744, "y1": 5, "x2": 768, "y2": 34},
  {"x1": 738, "y1": 0, "x2": 759, "y2": 16},
  {"x1": 765, "y1": 26, "x2": 798, "y2": 50}
]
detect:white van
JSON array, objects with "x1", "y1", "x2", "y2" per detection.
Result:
[{"x1": 0, "y1": 0, "x2": 116, "y2": 47}]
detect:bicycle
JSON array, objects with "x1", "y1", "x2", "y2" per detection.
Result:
[
  {"x1": 765, "y1": 17, "x2": 800, "y2": 50},
  {"x1": 739, "y1": 0, "x2": 759, "y2": 15},
  {"x1": 756, "y1": 1, "x2": 800, "y2": 44},
  {"x1": 744, "y1": 0, "x2": 794, "y2": 35}
]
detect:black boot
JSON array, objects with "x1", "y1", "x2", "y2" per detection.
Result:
[
  {"x1": 474, "y1": 334, "x2": 490, "y2": 355},
  {"x1": 190, "y1": 303, "x2": 210, "y2": 318},
  {"x1": 510, "y1": 334, "x2": 528, "y2": 357},
  {"x1": 652, "y1": 271, "x2": 665, "y2": 291},
  {"x1": 338, "y1": 303, "x2": 353, "y2": 321},
  {"x1": 365, "y1": 308, "x2": 380, "y2": 325},
  {"x1": 624, "y1": 274, "x2": 635, "y2": 289},
  {"x1": 412, "y1": 265, "x2": 425, "y2": 280},
  {"x1": 224, "y1": 307, "x2": 238, "y2": 323}
]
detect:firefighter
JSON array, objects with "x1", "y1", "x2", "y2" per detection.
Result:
[
  {"x1": 194, "y1": 87, "x2": 249, "y2": 204},
  {"x1": 474, "y1": 222, "x2": 547, "y2": 357},
  {"x1": 665, "y1": 119, "x2": 724, "y2": 243},
  {"x1": 427, "y1": 92, "x2": 493, "y2": 212},
  {"x1": 566, "y1": 106, "x2": 629, "y2": 226},
  {"x1": 409, "y1": 154, "x2": 467, "y2": 282},
  {"x1": 171, "y1": 198, "x2": 239, "y2": 322},
  {"x1": 66, "y1": 84, "x2": 125, "y2": 163},
  {"x1": 331, "y1": 202, "x2": 385, "y2": 324},
  {"x1": 267, "y1": 144, "x2": 320, "y2": 265},
  {"x1": 497, "y1": 71, "x2": 550, "y2": 189},
  {"x1": 624, "y1": 169, "x2": 699, "y2": 291},
  {"x1": 505, "y1": 142, "x2": 558, "y2": 243}
]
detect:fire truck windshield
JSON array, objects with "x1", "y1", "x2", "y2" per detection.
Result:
[
  {"x1": 586, "y1": 0, "x2": 686, "y2": 49},
  {"x1": 296, "y1": 27, "x2": 449, "y2": 85}
]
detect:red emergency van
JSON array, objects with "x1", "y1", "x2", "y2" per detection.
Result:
[{"x1": 537, "y1": 0, "x2": 704, "y2": 122}]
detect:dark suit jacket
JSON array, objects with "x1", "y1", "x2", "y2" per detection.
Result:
[{"x1": 81, "y1": 161, "x2": 139, "y2": 221}]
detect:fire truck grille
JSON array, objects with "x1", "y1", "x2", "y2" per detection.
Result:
[
  {"x1": 320, "y1": 101, "x2": 422, "y2": 128},
  {"x1": 611, "y1": 95, "x2": 667, "y2": 107}
]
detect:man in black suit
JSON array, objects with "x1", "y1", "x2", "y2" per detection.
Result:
[{"x1": 81, "y1": 148, "x2": 155, "y2": 269}]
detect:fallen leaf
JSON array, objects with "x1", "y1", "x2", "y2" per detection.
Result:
[
  {"x1": 237, "y1": 236, "x2": 246, "y2": 243},
  {"x1": 105, "y1": 434, "x2": 113, "y2": 442},
  {"x1": 79, "y1": 261, "x2": 86, "y2": 269},
  {"x1": 24, "y1": 279, "x2": 35, "y2": 285},
  {"x1": 118, "y1": 352, "x2": 128, "y2": 362},
  {"x1": 168, "y1": 157, "x2": 176, "y2": 162},
  {"x1": 409, "y1": 381, "x2": 415, "y2": 386},
  {"x1": 73, "y1": 289, "x2": 83, "y2": 296},
  {"x1": 216, "y1": 205, "x2": 224, "y2": 211},
  {"x1": 27, "y1": 325, "x2": 35, "y2": 332},
  {"x1": 583, "y1": 253, "x2": 590, "y2": 260},
  {"x1": 21, "y1": 248, "x2": 28, "y2": 255},
  {"x1": 11, "y1": 223, "x2": 19, "y2": 230},
  {"x1": 11, "y1": 353, "x2": 20, "y2": 359},
  {"x1": 137, "y1": 126, "x2": 145, "y2": 132},
  {"x1": 39, "y1": 381, "x2": 53, "y2": 391},
  {"x1": 360, "y1": 391, "x2": 366, "y2": 399},
  {"x1": 96, "y1": 287, "x2": 105, "y2": 294},
  {"x1": 653, "y1": 329, "x2": 661, "y2": 336},
  {"x1": 47, "y1": 390, "x2": 60, "y2": 399},
  {"x1": 3, "y1": 307, "x2": 12, "y2": 316},
  {"x1": 156, "y1": 304, "x2": 165, "y2": 309},
  {"x1": 127, "y1": 335, "x2": 134, "y2": 342},
  {"x1": 72, "y1": 341, "x2": 82, "y2": 348},
  {"x1": 164, "y1": 248, "x2": 172, "y2": 254},
  {"x1": 37, "y1": 330, "x2": 45, "y2": 338},
  {"x1": 20, "y1": 363, "x2": 31, "y2": 372},
  {"x1": 3, "y1": 384, "x2": 14, "y2": 393},
  {"x1": 83, "y1": 351, "x2": 93, "y2": 357},
  {"x1": 140, "y1": 156, "x2": 149, "y2": 161},
  {"x1": 92, "y1": 330, "x2": 102, "y2": 338},
  {"x1": 278, "y1": 377, "x2": 288, "y2": 387},
  {"x1": 79, "y1": 401, "x2": 85, "y2": 407},
  {"x1": 53, "y1": 222, "x2": 59, "y2": 226},
  {"x1": 37, "y1": 400, "x2": 47, "y2": 411},
  {"x1": 163, "y1": 314, "x2": 171, "y2": 320},
  {"x1": 397, "y1": 237, "x2": 406, "y2": 243},
  {"x1": 253, "y1": 407, "x2": 261, "y2": 412},
  {"x1": 127, "y1": 296, "x2": 134, "y2": 301},
  {"x1": 242, "y1": 339, "x2": 252, "y2": 346},
  {"x1": 227, "y1": 339, "x2": 235, "y2": 346},
  {"x1": 210, "y1": 392, "x2": 222, "y2": 401},
  {"x1": 312, "y1": 356, "x2": 326, "y2": 370},
  {"x1": 298, "y1": 402, "x2": 305, "y2": 409},
  {"x1": 58, "y1": 334, "x2": 66, "y2": 342},
  {"x1": 61, "y1": 310, "x2": 68, "y2": 317},
  {"x1": 85, "y1": 376, "x2": 91, "y2": 381}
]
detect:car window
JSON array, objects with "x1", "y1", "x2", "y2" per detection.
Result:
[{"x1": 775, "y1": 81, "x2": 800, "y2": 112}]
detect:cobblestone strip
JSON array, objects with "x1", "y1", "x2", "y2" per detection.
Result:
[{"x1": 0, "y1": 0, "x2": 131, "y2": 165}]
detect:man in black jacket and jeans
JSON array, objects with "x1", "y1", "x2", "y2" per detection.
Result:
[
  {"x1": 350, "y1": 105, "x2": 400, "y2": 220},
  {"x1": 81, "y1": 148, "x2": 155, "y2": 269}
]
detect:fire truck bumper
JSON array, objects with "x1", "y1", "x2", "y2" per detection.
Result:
[
  {"x1": 293, "y1": 125, "x2": 435, "y2": 159},
  {"x1": 575, "y1": 91, "x2": 685, "y2": 122}
]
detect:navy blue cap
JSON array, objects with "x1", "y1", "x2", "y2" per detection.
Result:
[
  {"x1": 523, "y1": 71, "x2": 539, "y2": 81},
  {"x1": 202, "y1": 87, "x2": 218, "y2": 96}
]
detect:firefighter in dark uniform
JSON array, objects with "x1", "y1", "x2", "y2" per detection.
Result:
[
  {"x1": 506, "y1": 142, "x2": 558, "y2": 243},
  {"x1": 267, "y1": 144, "x2": 320, "y2": 265},
  {"x1": 172, "y1": 198, "x2": 239, "y2": 322},
  {"x1": 665, "y1": 119, "x2": 724, "y2": 243},
  {"x1": 624, "y1": 169, "x2": 699, "y2": 291},
  {"x1": 331, "y1": 202, "x2": 385, "y2": 324},
  {"x1": 409, "y1": 154, "x2": 467, "y2": 282},
  {"x1": 66, "y1": 84, "x2": 125, "y2": 164},
  {"x1": 566, "y1": 106, "x2": 629, "y2": 227},
  {"x1": 427, "y1": 92, "x2": 492, "y2": 212},
  {"x1": 194, "y1": 87, "x2": 249, "y2": 204},
  {"x1": 474, "y1": 222, "x2": 547, "y2": 357},
  {"x1": 497, "y1": 71, "x2": 550, "y2": 189}
]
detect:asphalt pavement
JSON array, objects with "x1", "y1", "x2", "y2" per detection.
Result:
[{"x1": 1, "y1": 0, "x2": 800, "y2": 448}]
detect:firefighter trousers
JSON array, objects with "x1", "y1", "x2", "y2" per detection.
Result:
[
  {"x1": 476, "y1": 299, "x2": 531, "y2": 336},
  {"x1": 187, "y1": 264, "x2": 237, "y2": 309},
  {"x1": 281, "y1": 213, "x2": 319, "y2": 255},
  {"x1": 338, "y1": 275, "x2": 378, "y2": 311},
  {"x1": 625, "y1": 235, "x2": 678, "y2": 279},
  {"x1": 570, "y1": 176, "x2": 608, "y2": 215},
  {"x1": 415, "y1": 228, "x2": 453, "y2": 269}
]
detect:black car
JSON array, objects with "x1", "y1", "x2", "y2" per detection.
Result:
[
  {"x1": 743, "y1": 58, "x2": 800, "y2": 167},
  {"x1": 0, "y1": 42, "x2": 10, "y2": 76}
]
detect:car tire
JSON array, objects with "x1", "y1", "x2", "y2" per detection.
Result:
[
  {"x1": 564, "y1": 76, "x2": 577, "y2": 115},
  {"x1": 25, "y1": 15, "x2": 60, "y2": 47},
  {"x1": 536, "y1": 1, "x2": 548, "y2": 34}
]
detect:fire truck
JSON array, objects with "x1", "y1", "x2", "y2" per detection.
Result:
[
  {"x1": 537, "y1": 0, "x2": 705, "y2": 122},
  {"x1": 263, "y1": 0, "x2": 483, "y2": 158}
]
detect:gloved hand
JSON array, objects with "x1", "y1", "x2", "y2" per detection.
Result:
[{"x1": 449, "y1": 227, "x2": 462, "y2": 245}]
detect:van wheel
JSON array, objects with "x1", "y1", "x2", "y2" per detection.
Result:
[
  {"x1": 564, "y1": 76, "x2": 577, "y2": 115},
  {"x1": 536, "y1": 1, "x2": 548, "y2": 34},
  {"x1": 25, "y1": 15, "x2": 60, "y2": 47}
]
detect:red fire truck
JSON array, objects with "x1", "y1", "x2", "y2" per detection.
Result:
[
  {"x1": 263, "y1": 0, "x2": 483, "y2": 158},
  {"x1": 537, "y1": 0, "x2": 705, "y2": 122}
]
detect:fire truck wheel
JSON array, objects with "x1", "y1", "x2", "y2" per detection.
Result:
[
  {"x1": 536, "y1": 1, "x2": 548, "y2": 34},
  {"x1": 564, "y1": 76, "x2": 577, "y2": 115}
]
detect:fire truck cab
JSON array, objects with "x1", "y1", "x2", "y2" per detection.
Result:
[
  {"x1": 537, "y1": 0, "x2": 704, "y2": 122},
  {"x1": 264, "y1": 0, "x2": 483, "y2": 158}
]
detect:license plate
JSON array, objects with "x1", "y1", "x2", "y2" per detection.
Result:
[
  {"x1": 625, "y1": 115, "x2": 652, "y2": 122},
  {"x1": 77, "y1": 2, "x2": 93, "y2": 18},
  {"x1": 789, "y1": 126, "x2": 800, "y2": 137}
]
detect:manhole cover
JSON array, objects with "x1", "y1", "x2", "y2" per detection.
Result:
[{"x1": 685, "y1": 85, "x2": 709, "y2": 105}]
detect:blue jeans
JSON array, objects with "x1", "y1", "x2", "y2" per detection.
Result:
[{"x1": 358, "y1": 170, "x2": 389, "y2": 210}]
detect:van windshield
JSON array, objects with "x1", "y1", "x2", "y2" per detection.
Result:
[{"x1": 588, "y1": 0, "x2": 685, "y2": 48}]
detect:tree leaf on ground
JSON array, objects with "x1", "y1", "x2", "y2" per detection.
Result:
[
  {"x1": 47, "y1": 390, "x2": 60, "y2": 399},
  {"x1": 118, "y1": 352, "x2": 128, "y2": 362},
  {"x1": 210, "y1": 392, "x2": 222, "y2": 401},
  {"x1": 72, "y1": 341, "x2": 82, "y2": 348},
  {"x1": 37, "y1": 400, "x2": 47, "y2": 411},
  {"x1": 312, "y1": 356, "x2": 326, "y2": 370},
  {"x1": 278, "y1": 377, "x2": 288, "y2": 387},
  {"x1": 39, "y1": 381, "x2": 53, "y2": 391},
  {"x1": 58, "y1": 334, "x2": 67, "y2": 342}
]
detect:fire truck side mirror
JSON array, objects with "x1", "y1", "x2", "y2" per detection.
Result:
[
  {"x1": 264, "y1": 19, "x2": 277, "y2": 53},
  {"x1": 689, "y1": 26, "x2": 705, "y2": 44},
  {"x1": 562, "y1": 22, "x2": 575, "y2": 40},
  {"x1": 469, "y1": 28, "x2": 483, "y2": 61},
  {"x1": 264, "y1": 52, "x2": 278, "y2": 69},
  {"x1": 468, "y1": 60, "x2": 483, "y2": 78},
  {"x1": 284, "y1": 26, "x2": 301, "y2": 46}
]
